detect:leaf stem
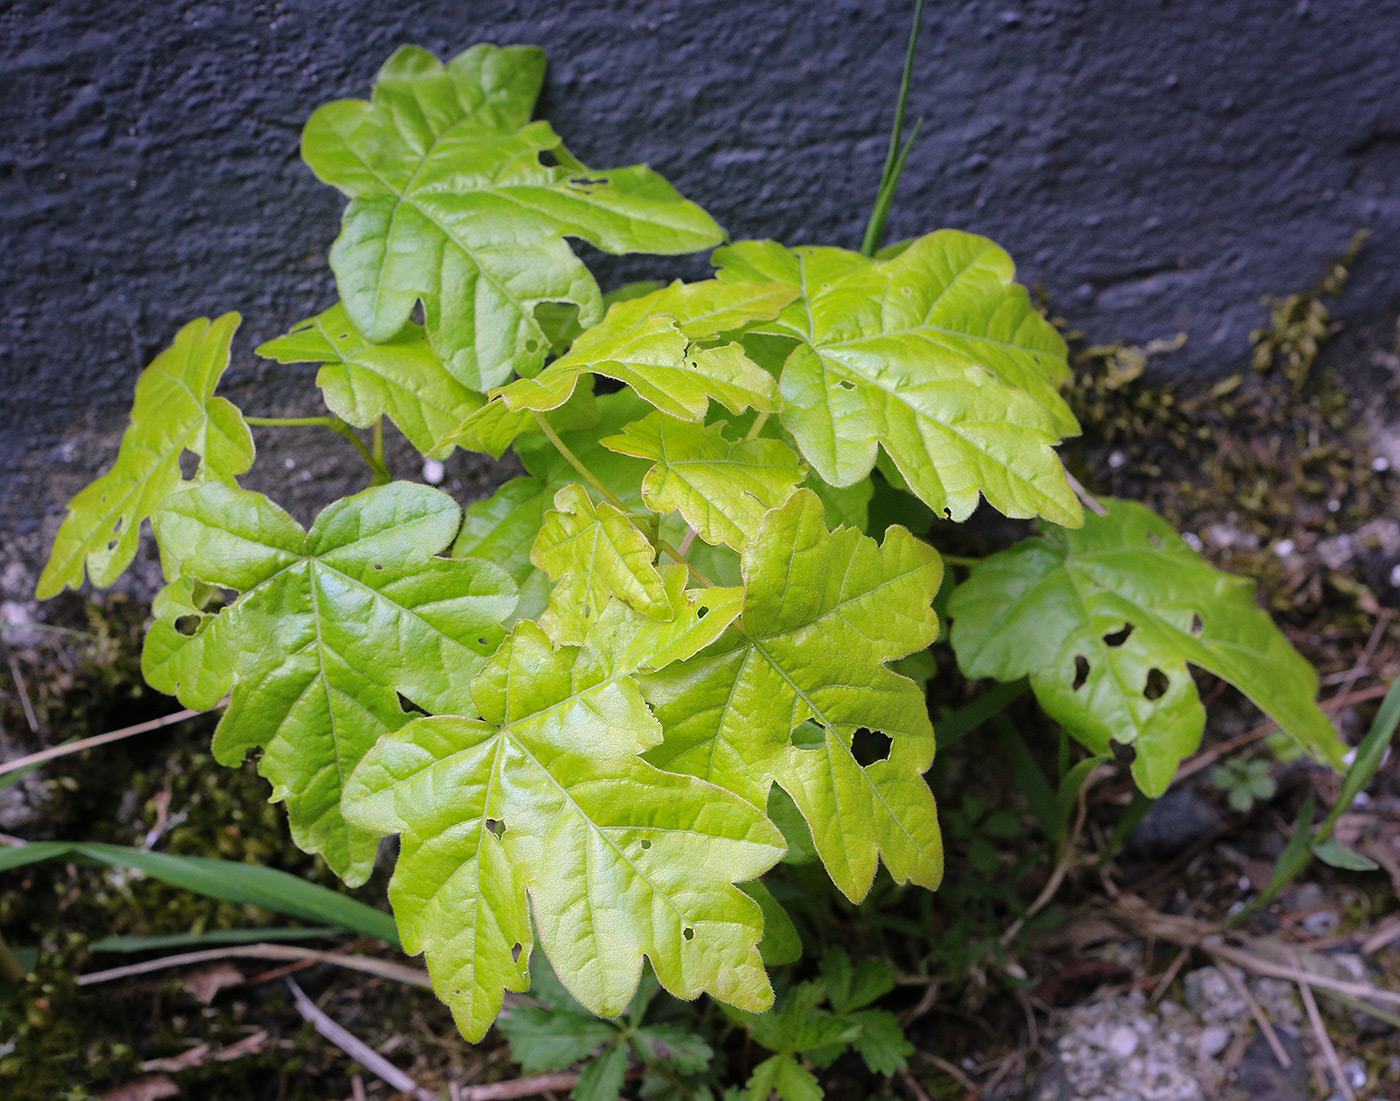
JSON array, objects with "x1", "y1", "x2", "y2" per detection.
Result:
[
  {"x1": 744, "y1": 411, "x2": 771, "y2": 442},
  {"x1": 370, "y1": 418, "x2": 389, "y2": 485},
  {"x1": 1065, "y1": 471, "x2": 1108, "y2": 517},
  {"x1": 860, "y1": 0, "x2": 925, "y2": 256},
  {"x1": 532, "y1": 411, "x2": 631, "y2": 513},
  {"x1": 244, "y1": 416, "x2": 336, "y2": 428},
  {"x1": 941, "y1": 554, "x2": 981, "y2": 569},
  {"x1": 658, "y1": 540, "x2": 714, "y2": 588},
  {"x1": 246, "y1": 415, "x2": 392, "y2": 483}
]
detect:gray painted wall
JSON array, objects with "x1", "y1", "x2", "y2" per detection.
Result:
[{"x1": 5, "y1": 0, "x2": 1400, "y2": 573}]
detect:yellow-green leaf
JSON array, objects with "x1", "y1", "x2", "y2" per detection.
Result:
[
  {"x1": 256, "y1": 303, "x2": 483, "y2": 458},
  {"x1": 38, "y1": 314, "x2": 252, "y2": 598},
  {"x1": 948, "y1": 499, "x2": 1348, "y2": 795},
  {"x1": 145, "y1": 481, "x2": 517, "y2": 884},
  {"x1": 344, "y1": 620, "x2": 784, "y2": 1039},
  {"x1": 303, "y1": 45, "x2": 723, "y2": 390}
]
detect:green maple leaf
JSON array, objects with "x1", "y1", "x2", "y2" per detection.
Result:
[
  {"x1": 452, "y1": 391, "x2": 660, "y2": 620},
  {"x1": 303, "y1": 44, "x2": 723, "y2": 390},
  {"x1": 38, "y1": 314, "x2": 253, "y2": 598},
  {"x1": 712, "y1": 232, "x2": 1083, "y2": 526},
  {"x1": 256, "y1": 303, "x2": 483, "y2": 458},
  {"x1": 640, "y1": 490, "x2": 943, "y2": 900},
  {"x1": 142, "y1": 481, "x2": 517, "y2": 884},
  {"x1": 343, "y1": 619, "x2": 784, "y2": 1040},
  {"x1": 600, "y1": 412, "x2": 806, "y2": 550},
  {"x1": 948, "y1": 499, "x2": 1347, "y2": 795},
  {"x1": 531, "y1": 483, "x2": 671, "y2": 644}
]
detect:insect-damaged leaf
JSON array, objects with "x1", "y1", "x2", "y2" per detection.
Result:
[
  {"x1": 343, "y1": 617, "x2": 782, "y2": 1040},
  {"x1": 948, "y1": 499, "x2": 1347, "y2": 795},
  {"x1": 143, "y1": 481, "x2": 517, "y2": 885},
  {"x1": 713, "y1": 231, "x2": 1082, "y2": 527},
  {"x1": 304, "y1": 44, "x2": 723, "y2": 391},
  {"x1": 38, "y1": 314, "x2": 253, "y2": 598},
  {"x1": 640, "y1": 490, "x2": 943, "y2": 901},
  {"x1": 257, "y1": 303, "x2": 484, "y2": 459}
]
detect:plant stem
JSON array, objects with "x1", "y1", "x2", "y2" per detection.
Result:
[
  {"x1": 744, "y1": 411, "x2": 771, "y2": 442},
  {"x1": 532, "y1": 412, "x2": 631, "y2": 512},
  {"x1": 657, "y1": 540, "x2": 714, "y2": 587},
  {"x1": 245, "y1": 416, "x2": 336, "y2": 428},
  {"x1": 246, "y1": 415, "x2": 392, "y2": 483},
  {"x1": 371, "y1": 418, "x2": 388, "y2": 484},
  {"x1": 860, "y1": 0, "x2": 925, "y2": 256},
  {"x1": 941, "y1": 554, "x2": 981, "y2": 568}
]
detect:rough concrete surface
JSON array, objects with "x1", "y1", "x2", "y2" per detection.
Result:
[{"x1": 5, "y1": 0, "x2": 1400, "y2": 588}]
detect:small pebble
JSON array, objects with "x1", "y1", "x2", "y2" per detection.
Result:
[
  {"x1": 422, "y1": 458, "x2": 446, "y2": 484},
  {"x1": 1197, "y1": 1026, "x2": 1231, "y2": 1058},
  {"x1": 1107, "y1": 1026, "x2": 1139, "y2": 1058}
]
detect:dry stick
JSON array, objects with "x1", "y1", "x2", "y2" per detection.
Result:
[
  {"x1": 1148, "y1": 944, "x2": 1192, "y2": 1008},
  {"x1": 0, "y1": 707, "x2": 209, "y2": 780},
  {"x1": 897, "y1": 1066, "x2": 935, "y2": 1101},
  {"x1": 1292, "y1": 953, "x2": 1355, "y2": 1101},
  {"x1": 1064, "y1": 471, "x2": 1107, "y2": 516},
  {"x1": 454, "y1": 1073, "x2": 587, "y2": 1101},
  {"x1": 286, "y1": 977, "x2": 435, "y2": 1101},
  {"x1": 1204, "y1": 940, "x2": 1400, "y2": 1008},
  {"x1": 77, "y1": 944, "x2": 432, "y2": 991},
  {"x1": 6, "y1": 653, "x2": 39, "y2": 734},
  {"x1": 1329, "y1": 611, "x2": 1390, "y2": 706},
  {"x1": 917, "y1": 1051, "x2": 978, "y2": 1093},
  {"x1": 1362, "y1": 915, "x2": 1400, "y2": 956},
  {"x1": 1208, "y1": 952, "x2": 1291, "y2": 1069},
  {"x1": 1173, "y1": 681, "x2": 1395, "y2": 785},
  {"x1": 1000, "y1": 767, "x2": 1100, "y2": 946}
]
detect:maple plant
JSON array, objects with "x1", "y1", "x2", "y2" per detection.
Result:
[{"x1": 37, "y1": 44, "x2": 1347, "y2": 1042}]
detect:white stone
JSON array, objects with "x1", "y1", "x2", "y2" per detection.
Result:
[
  {"x1": 1107, "y1": 1025, "x2": 1139, "y2": 1058},
  {"x1": 422, "y1": 457, "x2": 446, "y2": 485}
]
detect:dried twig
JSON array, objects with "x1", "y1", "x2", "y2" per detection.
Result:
[
  {"x1": 454, "y1": 1073, "x2": 586, "y2": 1100},
  {"x1": 78, "y1": 943, "x2": 431, "y2": 991},
  {"x1": 5, "y1": 652, "x2": 39, "y2": 734},
  {"x1": 917, "y1": 1051, "x2": 978, "y2": 1093},
  {"x1": 1328, "y1": 612, "x2": 1390, "y2": 706},
  {"x1": 286, "y1": 977, "x2": 435, "y2": 1101},
  {"x1": 897, "y1": 1066, "x2": 935, "y2": 1101},
  {"x1": 1205, "y1": 940, "x2": 1400, "y2": 1008},
  {"x1": 1064, "y1": 470, "x2": 1107, "y2": 516},
  {"x1": 0, "y1": 707, "x2": 210, "y2": 779},
  {"x1": 1292, "y1": 955, "x2": 1355, "y2": 1101},
  {"x1": 1362, "y1": 915, "x2": 1400, "y2": 956},
  {"x1": 1207, "y1": 954, "x2": 1290, "y2": 1069},
  {"x1": 141, "y1": 1030, "x2": 268, "y2": 1073}
]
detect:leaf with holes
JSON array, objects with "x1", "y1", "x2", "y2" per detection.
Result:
[
  {"x1": 304, "y1": 44, "x2": 723, "y2": 390},
  {"x1": 144, "y1": 481, "x2": 517, "y2": 884},
  {"x1": 256, "y1": 303, "x2": 483, "y2": 458},
  {"x1": 948, "y1": 499, "x2": 1347, "y2": 795},
  {"x1": 600, "y1": 412, "x2": 806, "y2": 550},
  {"x1": 640, "y1": 490, "x2": 943, "y2": 900},
  {"x1": 712, "y1": 232, "x2": 1082, "y2": 526},
  {"x1": 343, "y1": 619, "x2": 784, "y2": 1039},
  {"x1": 38, "y1": 314, "x2": 253, "y2": 598}
]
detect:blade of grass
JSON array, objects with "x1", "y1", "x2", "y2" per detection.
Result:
[
  {"x1": 90, "y1": 926, "x2": 342, "y2": 954},
  {"x1": 860, "y1": 0, "x2": 925, "y2": 256},
  {"x1": 935, "y1": 679, "x2": 1030, "y2": 750},
  {"x1": 0, "y1": 842, "x2": 397, "y2": 945}
]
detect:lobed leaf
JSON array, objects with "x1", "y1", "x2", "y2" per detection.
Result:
[
  {"x1": 256, "y1": 303, "x2": 483, "y2": 458},
  {"x1": 144, "y1": 481, "x2": 517, "y2": 884},
  {"x1": 38, "y1": 314, "x2": 253, "y2": 598},
  {"x1": 494, "y1": 295, "x2": 781, "y2": 422},
  {"x1": 531, "y1": 483, "x2": 671, "y2": 644},
  {"x1": 601, "y1": 412, "x2": 806, "y2": 550},
  {"x1": 713, "y1": 232, "x2": 1083, "y2": 526},
  {"x1": 304, "y1": 44, "x2": 723, "y2": 390},
  {"x1": 948, "y1": 499, "x2": 1347, "y2": 795},
  {"x1": 640, "y1": 490, "x2": 943, "y2": 900},
  {"x1": 344, "y1": 620, "x2": 784, "y2": 1039}
]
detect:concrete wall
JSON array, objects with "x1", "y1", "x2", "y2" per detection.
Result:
[{"x1": 5, "y1": 0, "x2": 1400, "y2": 578}]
